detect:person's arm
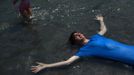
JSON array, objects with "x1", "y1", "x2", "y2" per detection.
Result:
[
  {"x1": 31, "y1": 56, "x2": 80, "y2": 73},
  {"x1": 96, "y1": 15, "x2": 107, "y2": 35}
]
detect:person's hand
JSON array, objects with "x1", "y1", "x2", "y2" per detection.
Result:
[
  {"x1": 95, "y1": 15, "x2": 104, "y2": 21},
  {"x1": 31, "y1": 62, "x2": 48, "y2": 73}
]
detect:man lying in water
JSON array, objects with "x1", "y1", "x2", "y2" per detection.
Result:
[{"x1": 31, "y1": 15, "x2": 134, "y2": 73}]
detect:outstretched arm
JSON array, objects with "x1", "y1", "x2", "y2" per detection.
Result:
[
  {"x1": 31, "y1": 56, "x2": 80, "y2": 73},
  {"x1": 96, "y1": 15, "x2": 107, "y2": 35}
]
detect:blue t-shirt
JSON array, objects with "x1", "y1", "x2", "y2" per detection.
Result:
[{"x1": 75, "y1": 34, "x2": 134, "y2": 65}]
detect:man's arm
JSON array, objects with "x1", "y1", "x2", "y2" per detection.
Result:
[
  {"x1": 96, "y1": 15, "x2": 107, "y2": 35},
  {"x1": 31, "y1": 56, "x2": 80, "y2": 73}
]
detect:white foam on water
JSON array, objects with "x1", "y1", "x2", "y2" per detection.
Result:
[
  {"x1": 73, "y1": 65, "x2": 80, "y2": 69},
  {"x1": 0, "y1": 22, "x2": 10, "y2": 31},
  {"x1": 32, "y1": 8, "x2": 49, "y2": 21}
]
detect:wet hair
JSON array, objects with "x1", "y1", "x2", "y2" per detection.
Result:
[{"x1": 69, "y1": 31, "x2": 78, "y2": 45}]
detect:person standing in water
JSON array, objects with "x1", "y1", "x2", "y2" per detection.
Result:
[
  {"x1": 31, "y1": 15, "x2": 134, "y2": 73},
  {"x1": 13, "y1": 0, "x2": 32, "y2": 23}
]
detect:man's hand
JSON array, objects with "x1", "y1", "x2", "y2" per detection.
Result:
[
  {"x1": 95, "y1": 15, "x2": 104, "y2": 21},
  {"x1": 96, "y1": 15, "x2": 107, "y2": 35},
  {"x1": 31, "y1": 62, "x2": 48, "y2": 73},
  {"x1": 30, "y1": 56, "x2": 79, "y2": 73}
]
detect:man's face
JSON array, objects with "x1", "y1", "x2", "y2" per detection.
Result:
[{"x1": 73, "y1": 32, "x2": 85, "y2": 42}]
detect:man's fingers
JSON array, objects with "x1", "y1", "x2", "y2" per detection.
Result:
[
  {"x1": 31, "y1": 68, "x2": 39, "y2": 73},
  {"x1": 32, "y1": 70, "x2": 38, "y2": 73},
  {"x1": 31, "y1": 66, "x2": 38, "y2": 70},
  {"x1": 32, "y1": 69, "x2": 40, "y2": 73},
  {"x1": 31, "y1": 67, "x2": 37, "y2": 70}
]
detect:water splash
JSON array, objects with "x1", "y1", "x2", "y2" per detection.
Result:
[{"x1": 0, "y1": 22, "x2": 11, "y2": 31}]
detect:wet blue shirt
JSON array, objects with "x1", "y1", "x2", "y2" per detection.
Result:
[{"x1": 75, "y1": 34, "x2": 134, "y2": 65}]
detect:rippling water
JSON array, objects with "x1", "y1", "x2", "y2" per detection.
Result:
[{"x1": 0, "y1": 0, "x2": 134, "y2": 75}]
